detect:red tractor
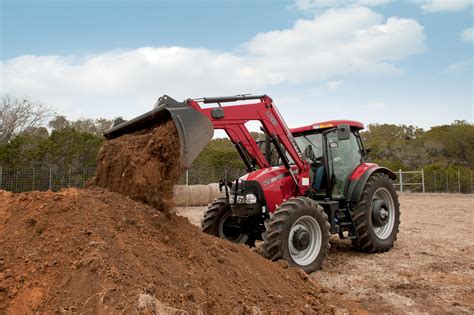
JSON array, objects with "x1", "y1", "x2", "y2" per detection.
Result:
[{"x1": 105, "y1": 94, "x2": 400, "y2": 273}]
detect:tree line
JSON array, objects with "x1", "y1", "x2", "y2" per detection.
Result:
[
  {"x1": 0, "y1": 95, "x2": 109, "y2": 169},
  {"x1": 1, "y1": 95, "x2": 473, "y2": 174}
]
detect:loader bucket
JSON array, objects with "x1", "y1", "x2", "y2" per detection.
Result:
[{"x1": 103, "y1": 95, "x2": 214, "y2": 168}]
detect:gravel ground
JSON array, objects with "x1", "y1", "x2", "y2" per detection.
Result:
[{"x1": 176, "y1": 193, "x2": 474, "y2": 314}]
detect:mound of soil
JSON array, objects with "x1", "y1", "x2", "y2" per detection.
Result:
[
  {"x1": 0, "y1": 188, "x2": 333, "y2": 314},
  {"x1": 91, "y1": 119, "x2": 181, "y2": 213}
]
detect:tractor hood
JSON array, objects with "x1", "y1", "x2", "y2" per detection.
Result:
[{"x1": 238, "y1": 165, "x2": 300, "y2": 213}]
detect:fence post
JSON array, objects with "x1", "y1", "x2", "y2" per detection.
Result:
[
  {"x1": 398, "y1": 169, "x2": 403, "y2": 193},
  {"x1": 471, "y1": 170, "x2": 473, "y2": 194},
  {"x1": 0, "y1": 166, "x2": 2, "y2": 189},
  {"x1": 82, "y1": 168, "x2": 86, "y2": 187},
  {"x1": 434, "y1": 170, "x2": 437, "y2": 192},
  {"x1": 32, "y1": 168, "x2": 35, "y2": 191},
  {"x1": 446, "y1": 170, "x2": 449, "y2": 193},
  {"x1": 185, "y1": 170, "x2": 189, "y2": 186},
  {"x1": 49, "y1": 167, "x2": 52, "y2": 191},
  {"x1": 421, "y1": 169, "x2": 425, "y2": 194},
  {"x1": 15, "y1": 169, "x2": 19, "y2": 193},
  {"x1": 458, "y1": 170, "x2": 461, "y2": 194}
]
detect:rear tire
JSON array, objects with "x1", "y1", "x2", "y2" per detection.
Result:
[
  {"x1": 261, "y1": 197, "x2": 330, "y2": 273},
  {"x1": 201, "y1": 198, "x2": 248, "y2": 244},
  {"x1": 351, "y1": 172, "x2": 400, "y2": 252}
]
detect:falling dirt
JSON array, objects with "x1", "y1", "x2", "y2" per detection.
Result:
[
  {"x1": 0, "y1": 188, "x2": 341, "y2": 314},
  {"x1": 91, "y1": 119, "x2": 181, "y2": 213}
]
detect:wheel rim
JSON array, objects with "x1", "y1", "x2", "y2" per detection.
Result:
[
  {"x1": 218, "y1": 211, "x2": 244, "y2": 242},
  {"x1": 371, "y1": 187, "x2": 395, "y2": 240},
  {"x1": 288, "y1": 215, "x2": 322, "y2": 266}
]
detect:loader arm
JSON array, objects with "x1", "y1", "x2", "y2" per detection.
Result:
[
  {"x1": 187, "y1": 95, "x2": 308, "y2": 187},
  {"x1": 216, "y1": 123, "x2": 271, "y2": 171}
]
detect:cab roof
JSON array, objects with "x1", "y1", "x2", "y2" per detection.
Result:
[{"x1": 290, "y1": 120, "x2": 364, "y2": 134}]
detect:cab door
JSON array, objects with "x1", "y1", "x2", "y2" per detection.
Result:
[{"x1": 326, "y1": 130, "x2": 363, "y2": 198}]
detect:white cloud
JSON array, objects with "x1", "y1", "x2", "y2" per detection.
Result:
[
  {"x1": 294, "y1": 0, "x2": 391, "y2": 11},
  {"x1": 461, "y1": 27, "x2": 474, "y2": 43},
  {"x1": 1, "y1": 48, "x2": 284, "y2": 119},
  {"x1": 246, "y1": 7, "x2": 425, "y2": 81},
  {"x1": 443, "y1": 59, "x2": 474, "y2": 74},
  {"x1": 1, "y1": 7, "x2": 426, "y2": 120},
  {"x1": 325, "y1": 80, "x2": 344, "y2": 91},
  {"x1": 418, "y1": 0, "x2": 473, "y2": 13}
]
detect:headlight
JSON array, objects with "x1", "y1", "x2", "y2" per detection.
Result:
[
  {"x1": 237, "y1": 195, "x2": 246, "y2": 204},
  {"x1": 245, "y1": 193, "x2": 257, "y2": 204},
  {"x1": 229, "y1": 193, "x2": 257, "y2": 204}
]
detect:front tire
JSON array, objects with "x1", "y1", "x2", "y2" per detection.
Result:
[
  {"x1": 261, "y1": 197, "x2": 330, "y2": 273},
  {"x1": 351, "y1": 172, "x2": 400, "y2": 252},
  {"x1": 201, "y1": 198, "x2": 248, "y2": 244}
]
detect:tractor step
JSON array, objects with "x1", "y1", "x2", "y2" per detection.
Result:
[
  {"x1": 335, "y1": 207, "x2": 359, "y2": 241},
  {"x1": 339, "y1": 222, "x2": 352, "y2": 227},
  {"x1": 319, "y1": 199, "x2": 339, "y2": 234}
]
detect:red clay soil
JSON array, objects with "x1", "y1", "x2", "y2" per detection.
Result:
[
  {"x1": 0, "y1": 188, "x2": 335, "y2": 314},
  {"x1": 91, "y1": 119, "x2": 182, "y2": 213}
]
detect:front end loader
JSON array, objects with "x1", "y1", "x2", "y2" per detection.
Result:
[
  {"x1": 104, "y1": 95, "x2": 214, "y2": 168},
  {"x1": 105, "y1": 94, "x2": 400, "y2": 273}
]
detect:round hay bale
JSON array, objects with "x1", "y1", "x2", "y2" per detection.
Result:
[
  {"x1": 173, "y1": 183, "x2": 223, "y2": 206},
  {"x1": 208, "y1": 183, "x2": 221, "y2": 201},
  {"x1": 173, "y1": 185, "x2": 190, "y2": 207}
]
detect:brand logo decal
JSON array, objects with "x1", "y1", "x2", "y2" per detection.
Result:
[{"x1": 266, "y1": 111, "x2": 278, "y2": 126}]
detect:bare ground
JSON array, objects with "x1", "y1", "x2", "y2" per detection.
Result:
[{"x1": 176, "y1": 193, "x2": 474, "y2": 314}]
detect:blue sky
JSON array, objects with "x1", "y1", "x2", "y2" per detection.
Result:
[{"x1": 1, "y1": 0, "x2": 473, "y2": 130}]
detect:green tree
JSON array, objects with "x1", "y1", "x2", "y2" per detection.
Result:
[
  {"x1": 422, "y1": 121, "x2": 474, "y2": 167},
  {"x1": 192, "y1": 138, "x2": 245, "y2": 171},
  {"x1": 362, "y1": 121, "x2": 474, "y2": 170},
  {"x1": 48, "y1": 115, "x2": 70, "y2": 130}
]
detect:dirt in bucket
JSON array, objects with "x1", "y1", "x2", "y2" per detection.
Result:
[{"x1": 91, "y1": 119, "x2": 181, "y2": 213}]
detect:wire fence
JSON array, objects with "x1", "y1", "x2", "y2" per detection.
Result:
[
  {"x1": 0, "y1": 167, "x2": 96, "y2": 193},
  {"x1": 178, "y1": 168, "x2": 247, "y2": 186},
  {"x1": 0, "y1": 166, "x2": 247, "y2": 193},
  {"x1": 0, "y1": 166, "x2": 472, "y2": 194},
  {"x1": 395, "y1": 168, "x2": 474, "y2": 194}
]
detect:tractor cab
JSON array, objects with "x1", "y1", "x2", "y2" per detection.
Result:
[
  {"x1": 258, "y1": 120, "x2": 368, "y2": 200},
  {"x1": 290, "y1": 120, "x2": 367, "y2": 200}
]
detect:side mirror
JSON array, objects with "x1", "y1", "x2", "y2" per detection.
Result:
[
  {"x1": 365, "y1": 147, "x2": 372, "y2": 155},
  {"x1": 337, "y1": 124, "x2": 351, "y2": 141}
]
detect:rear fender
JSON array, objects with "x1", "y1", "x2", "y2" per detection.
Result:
[{"x1": 346, "y1": 164, "x2": 396, "y2": 205}]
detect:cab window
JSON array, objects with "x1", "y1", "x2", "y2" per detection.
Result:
[{"x1": 327, "y1": 131, "x2": 362, "y2": 198}]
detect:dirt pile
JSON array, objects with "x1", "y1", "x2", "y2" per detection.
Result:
[
  {"x1": 0, "y1": 188, "x2": 333, "y2": 314},
  {"x1": 91, "y1": 120, "x2": 181, "y2": 212}
]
